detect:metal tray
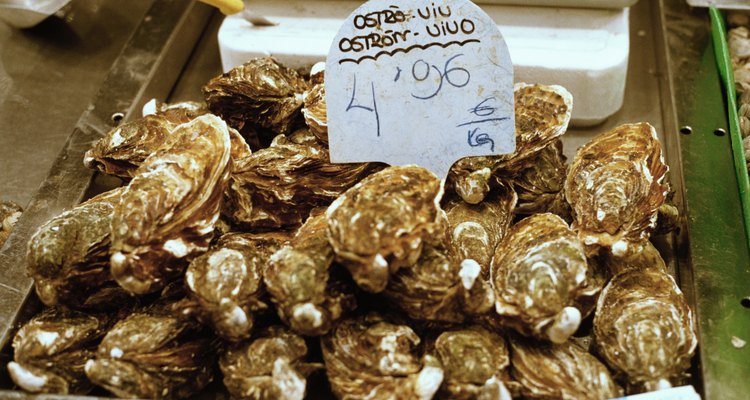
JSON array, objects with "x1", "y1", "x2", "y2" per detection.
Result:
[{"x1": 1, "y1": 0, "x2": 749, "y2": 398}]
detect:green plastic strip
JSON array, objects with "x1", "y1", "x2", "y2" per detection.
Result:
[
  {"x1": 709, "y1": 7, "x2": 750, "y2": 251},
  {"x1": 679, "y1": 27, "x2": 750, "y2": 400}
]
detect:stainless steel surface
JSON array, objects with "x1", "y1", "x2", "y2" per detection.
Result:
[
  {"x1": 0, "y1": 0, "x2": 214, "y2": 379},
  {"x1": 0, "y1": 0, "x2": 154, "y2": 208}
]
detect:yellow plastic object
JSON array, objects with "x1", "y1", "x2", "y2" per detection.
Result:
[{"x1": 198, "y1": 0, "x2": 244, "y2": 15}]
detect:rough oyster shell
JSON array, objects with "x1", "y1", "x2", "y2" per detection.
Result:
[
  {"x1": 444, "y1": 184, "x2": 517, "y2": 278},
  {"x1": 84, "y1": 303, "x2": 218, "y2": 399},
  {"x1": 110, "y1": 114, "x2": 232, "y2": 294},
  {"x1": 326, "y1": 165, "x2": 445, "y2": 293},
  {"x1": 432, "y1": 326, "x2": 513, "y2": 400},
  {"x1": 321, "y1": 313, "x2": 444, "y2": 400},
  {"x1": 565, "y1": 122, "x2": 669, "y2": 258},
  {"x1": 449, "y1": 83, "x2": 573, "y2": 204},
  {"x1": 302, "y1": 82, "x2": 327, "y2": 144},
  {"x1": 0, "y1": 200, "x2": 22, "y2": 248},
  {"x1": 220, "y1": 326, "x2": 322, "y2": 400},
  {"x1": 224, "y1": 128, "x2": 380, "y2": 230},
  {"x1": 383, "y1": 244, "x2": 495, "y2": 324},
  {"x1": 491, "y1": 213, "x2": 598, "y2": 343},
  {"x1": 84, "y1": 103, "x2": 250, "y2": 179},
  {"x1": 183, "y1": 232, "x2": 289, "y2": 341},
  {"x1": 513, "y1": 139, "x2": 570, "y2": 220},
  {"x1": 593, "y1": 266, "x2": 697, "y2": 392},
  {"x1": 8, "y1": 308, "x2": 116, "y2": 394},
  {"x1": 509, "y1": 335, "x2": 623, "y2": 400},
  {"x1": 27, "y1": 188, "x2": 129, "y2": 309},
  {"x1": 203, "y1": 57, "x2": 309, "y2": 138},
  {"x1": 265, "y1": 212, "x2": 357, "y2": 336}
]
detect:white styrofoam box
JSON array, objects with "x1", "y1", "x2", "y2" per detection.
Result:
[
  {"x1": 320, "y1": 0, "x2": 639, "y2": 9},
  {"x1": 0, "y1": 0, "x2": 70, "y2": 28},
  {"x1": 219, "y1": 1, "x2": 629, "y2": 126}
]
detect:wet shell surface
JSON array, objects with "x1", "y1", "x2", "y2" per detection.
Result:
[
  {"x1": 264, "y1": 212, "x2": 357, "y2": 336},
  {"x1": 565, "y1": 122, "x2": 669, "y2": 257},
  {"x1": 450, "y1": 83, "x2": 573, "y2": 204},
  {"x1": 491, "y1": 213, "x2": 596, "y2": 343},
  {"x1": 203, "y1": 57, "x2": 309, "y2": 138},
  {"x1": 302, "y1": 82, "x2": 328, "y2": 144},
  {"x1": 513, "y1": 139, "x2": 570, "y2": 220},
  {"x1": 509, "y1": 335, "x2": 623, "y2": 400},
  {"x1": 326, "y1": 165, "x2": 445, "y2": 293},
  {"x1": 84, "y1": 303, "x2": 217, "y2": 400},
  {"x1": 0, "y1": 200, "x2": 22, "y2": 248},
  {"x1": 220, "y1": 326, "x2": 322, "y2": 400},
  {"x1": 27, "y1": 188, "x2": 128, "y2": 309},
  {"x1": 321, "y1": 313, "x2": 444, "y2": 400},
  {"x1": 593, "y1": 266, "x2": 697, "y2": 392},
  {"x1": 8, "y1": 308, "x2": 117, "y2": 394},
  {"x1": 183, "y1": 232, "x2": 289, "y2": 341},
  {"x1": 433, "y1": 326, "x2": 513, "y2": 400},
  {"x1": 110, "y1": 114, "x2": 232, "y2": 295}
]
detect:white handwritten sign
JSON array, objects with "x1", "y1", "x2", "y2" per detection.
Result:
[{"x1": 325, "y1": 0, "x2": 515, "y2": 178}]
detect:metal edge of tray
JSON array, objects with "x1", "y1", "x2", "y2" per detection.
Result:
[
  {"x1": 0, "y1": 0, "x2": 214, "y2": 377},
  {"x1": 658, "y1": 0, "x2": 750, "y2": 398}
]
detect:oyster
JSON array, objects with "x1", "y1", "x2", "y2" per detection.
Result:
[
  {"x1": 604, "y1": 240, "x2": 666, "y2": 276},
  {"x1": 203, "y1": 57, "x2": 309, "y2": 139},
  {"x1": 565, "y1": 122, "x2": 669, "y2": 258},
  {"x1": 84, "y1": 303, "x2": 218, "y2": 399},
  {"x1": 432, "y1": 326, "x2": 513, "y2": 400},
  {"x1": 593, "y1": 266, "x2": 697, "y2": 392},
  {"x1": 321, "y1": 313, "x2": 444, "y2": 400},
  {"x1": 383, "y1": 244, "x2": 495, "y2": 324},
  {"x1": 491, "y1": 213, "x2": 598, "y2": 343},
  {"x1": 183, "y1": 231, "x2": 289, "y2": 341},
  {"x1": 220, "y1": 326, "x2": 322, "y2": 400},
  {"x1": 513, "y1": 139, "x2": 570, "y2": 219},
  {"x1": 0, "y1": 200, "x2": 22, "y2": 248},
  {"x1": 265, "y1": 212, "x2": 357, "y2": 336},
  {"x1": 110, "y1": 114, "x2": 232, "y2": 294},
  {"x1": 444, "y1": 184, "x2": 516, "y2": 278},
  {"x1": 655, "y1": 203, "x2": 680, "y2": 235},
  {"x1": 27, "y1": 187, "x2": 129, "y2": 309},
  {"x1": 449, "y1": 83, "x2": 573, "y2": 204},
  {"x1": 84, "y1": 102, "x2": 250, "y2": 179},
  {"x1": 302, "y1": 82, "x2": 327, "y2": 143},
  {"x1": 224, "y1": 129, "x2": 379, "y2": 230},
  {"x1": 326, "y1": 165, "x2": 445, "y2": 293},
  {"x1": 8, "y1": 308, "x2": 116, "y2": 394},
  {"x1": 509, "y1": 335, "x2": 623, "y2": 400}
]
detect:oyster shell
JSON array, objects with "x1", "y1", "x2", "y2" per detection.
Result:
[
  {"x1": 513, "y1": 139, "x2": 570, "y2": 220},
  {"x1": 565, "y1": 122, "x2": 669, "y2": 258},
  {"x1": 8, "y1": 308, "x2": 116, "y2": 394},
  {"x1": 302, "y1": 82, "x2": 327, "y2": 144},
  {"x1": 444, "y1": 184, "x2": 517, "y2": 278},
  {"x1": 110, "y1": 114, "x2": 232, "y2": 294},
  {"x1": 432, "y1": 326, "x2": 513, "y2": 400},
  {"x1": 593, "y1": 266, "x2": 697, "y2": 392},
  {"x1": 183, "y1": 231, "x2": 289, "y2": 341},
  {"x1": 203, "y1": 57, "x2": 309, "y2": 139},
  {"x1": 383, "y1": 244, "x2": 495, "y2": 324},
  {"x1": 491, "y1": 213, "x2": 598, "y2": 343},
  {"x1": 27, "y1": 187, "x2": 129, "y2": 309},
  {"x1": 84, "y1": 103, "x2": 250, "y2": 179},
  {"x1": 509, "y1": 335, "x2": 623, "y2": 400},
  {"x1": 321, "y1": 313, "x2": 444, "y2": 400},
  {"x1": 326, "y1": 165, "x2": 445, "y2": 293},
  {"x1": 220, "y1": 326, "x2": 322, "y2": 400},
  {"x1": 449, "y1": 83, "x2": 573, "y2": 204},
  {"x1": 265, "y1": 212, "x2": 357, "y2": 336},
  {"x1": 84, "y1": 303, "x2": 218, "y2": 399},
  {"x1": 224, "y1": 129, "x2": 380, "y2": 230},
  {"x1": 0, "y1": 200, "x2": 22, "y2": 248}
]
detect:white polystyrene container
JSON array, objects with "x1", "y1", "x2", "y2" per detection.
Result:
[
  {"x1": 0, "y1": 0, "x2": 70, "y2": 28},
  {"x1": 219, "y1": 0, "x2": 629, "y2": 126}
]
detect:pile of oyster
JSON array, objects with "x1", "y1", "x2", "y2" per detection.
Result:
[
  {"x1": 7, "y1": 57, "x2": 696, "y2": 399},
  {"x1": 728, "y1": 11, "x2": 750, "y2": 171}
]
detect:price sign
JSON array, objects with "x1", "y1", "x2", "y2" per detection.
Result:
[{"x1": 326, "y1": 0, "x2": 515, "y2": 178}]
